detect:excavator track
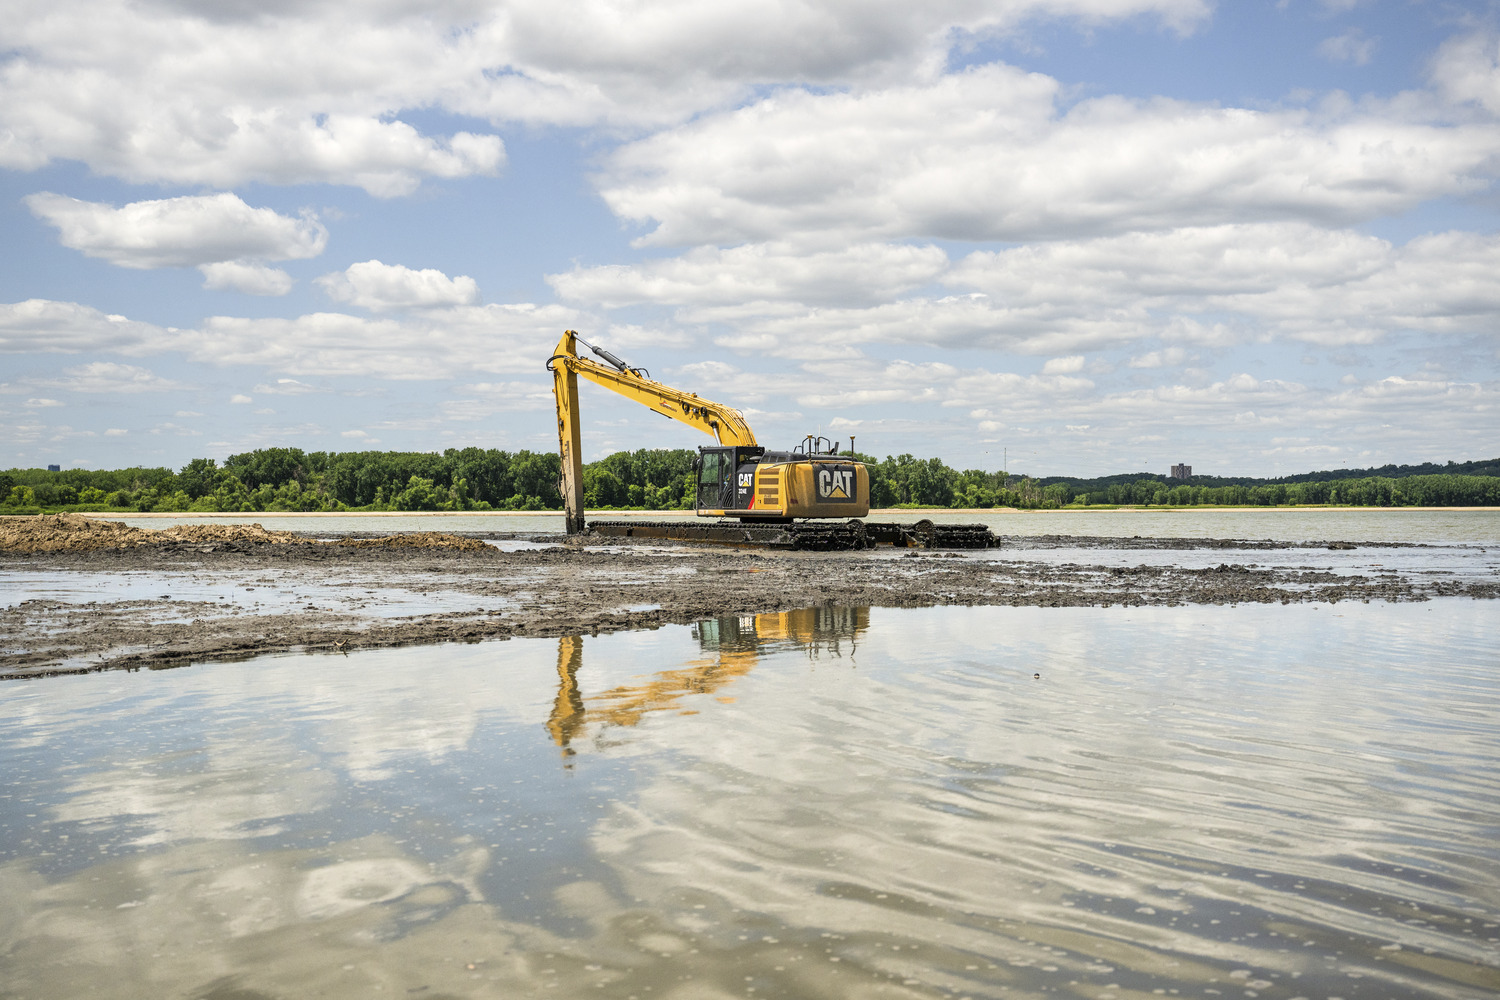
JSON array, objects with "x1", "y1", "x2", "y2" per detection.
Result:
[{"x1": 587, "y1": 518, "x2": 998, "y2": 551}]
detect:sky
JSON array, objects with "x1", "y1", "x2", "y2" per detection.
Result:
[{"x1": 2, "y1": 0, "x2": 1498, "y2": 480}]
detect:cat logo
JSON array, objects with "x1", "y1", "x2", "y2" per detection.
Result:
[
  {"x1": 817, "y1": 466, "x2": 857, "y2": 502},
  {"x1": 737, "y1": 472, "x2": 753, "y2": 488}
]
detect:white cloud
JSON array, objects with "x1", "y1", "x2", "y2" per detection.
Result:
[
  {"x1": 253, "y1": 379, "x2": 323, "y2": 395},
  {"x1": 645, "y1": 223, "x2": 1500, "y2": 364},
  {"x1": 1041, "y1": 355, "x2": 1085, "y2": 374},
  {"x1": 26, "y1": 361, "x2": 184, "y2": 394},
  {"x1": 0, "y1": 1, "x2": 1200, "y2": 193},
  {"x1": 601, "y1": 63, "x2": 1500, "y2": 247},
  {"x1": 229, "y1": 394, "x2": 253, "y2": 404},
  {"x1": 1317, "y1": 29, "x2": 1376, "y2": 66},
  {"x1": 186, "y1": 302, "x2": 589, "y2": 379},
  {"x1": 104, "y1": 427, "x2": 127, "y2": 436},
  {"x1": 1128, "y1": 347, "x2": 1188, "y2": 368},
  {"x1": 1429, "y1": 30, "x2": 1500, "y2": 115},
  {"x1": 549, "y1": 242, "x2": 948, "y2": 308},
  {"x1": 317, "y1": 260, "x2": 480, "y2": 311},
  {"x1": 199, "y1": 261, "x2": 295, "y2": 296},
  {"x1": 25, "y1": 192, "x2": 327, "y2": 269},
  {"x1": 0, "y1": 298, "x2": 173, "y2": 354},
  {"x1": 1, "y1": 3, "x2": 505, "y2": 195},
  {"x1": 0, "y1": 296, "x2": 591, "y2": 380}
]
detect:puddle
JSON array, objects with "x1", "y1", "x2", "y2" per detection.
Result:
[{"x1": 1, "y1": 602, "x2": 1497, "y2": 999}]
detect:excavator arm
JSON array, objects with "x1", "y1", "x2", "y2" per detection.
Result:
[{"x1": 547, "y1": 329, "x2": 757, "y2": 533}]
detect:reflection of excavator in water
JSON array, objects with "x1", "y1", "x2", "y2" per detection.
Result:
[
  {"x1": 546, "y1": 607, "x2": 868, "y2": 757},
  {"x1": 546, "y1": 330, "x2": 997, "y2": 550}
]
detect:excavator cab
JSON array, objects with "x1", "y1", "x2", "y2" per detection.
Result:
[{"x1": 695, "y1": 445, "x2": 765, "y2": 514}]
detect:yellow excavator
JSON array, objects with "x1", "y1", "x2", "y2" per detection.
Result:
[
  {"x1": 546, "y1": 330, "x2": 996, "y2": 549},
  {"x1": 548, "y1": 329, "x2": 869, "y2": 531}
]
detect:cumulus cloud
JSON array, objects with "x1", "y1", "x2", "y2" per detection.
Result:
[
  {"x1": 187, "y1": 302, "x2": 589, "y2": 378},
  {"x1": 1128, "y1": 347, "x2": 1188, "y2": 368},
  {"x1": 1429, "y1": 30, "x2": 1500, "y2": 114},
  {"x1": 316, "y1": 260, "x2": 480, "y2": 311},
  {"x1": 549, "y1": 242, "x2": 948, "y2": 308},
  {"x1": 661, "y1": 356, "x2": 1491, "y2": 473},
  {"x1": 1, "y1": 3, "x2": 504, "y2": 194},
  {"x1": 0, "y1": 298, "x2": 172, "y2": 354},
  {"x1": 24, "y1": 361, "x2": 185, "y2": 393},
  {"x1": 663, "y1": 223, "x2": 1500, "y2": 361},
  {"x1": 25, "y1": 192, "x2": 327, "y2": 269},
  {"x1": 0, "y1": 1, "x2": 1204, "y2": 192},
  {"x1": 600, "y1": 63, "x2": 1500, "y2": 247},
  {"x1": 0, "y1": 296, "x2": 591, "y2": 380},
  {"x1": 199, "y1": 261, "x2": 296, "y2": 296}
]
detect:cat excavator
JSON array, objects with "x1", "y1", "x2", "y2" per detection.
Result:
[{"x1": 546, "y1": 330, "x2": 996, "y2": 549}]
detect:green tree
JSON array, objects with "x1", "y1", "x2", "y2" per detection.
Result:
[
  {"x1": 392, "y1": 475, "x2": 443, "y2": 511},
  {"x1": 4, "y1": 485, "x2": 37, "y2": 507}
]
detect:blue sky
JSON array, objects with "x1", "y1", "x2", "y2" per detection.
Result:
[{"x1": 2, "y1": 0, "x2": 1497, "y2": 479}]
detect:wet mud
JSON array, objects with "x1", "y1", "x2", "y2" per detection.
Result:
[{"x1": 4, "y1": 515, "x2": 1496, "y2": 679}]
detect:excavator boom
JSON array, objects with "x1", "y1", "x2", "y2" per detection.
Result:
[
  {"x1": 548, "y1": 329, "x2": 759, "y2": 532},
  {"x1": 547, "y1": 329, "x2": 871, "y2": 533},
  {"x1": 549, "y1": 331, "x2": 755, "y2": 446}
]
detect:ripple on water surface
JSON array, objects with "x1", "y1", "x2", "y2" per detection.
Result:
[{"x1": 0, "y1": 602, "x2": 1497, "y2": 999}]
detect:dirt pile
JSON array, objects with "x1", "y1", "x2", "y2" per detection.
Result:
[
  {"x1": 0, "y1": 513, "x2": 314, "y2": 551},
  {"x1": 334, "y1": 532, "x2": 490, "y2": 551},
  {"x1": 0, "y1": 513, "x2": 490, "y2": 554},
  {"x1": 158, "y1": 523, "x2": 308, "y2": 545},
  {"x1": 0, "y1": 513, "x2": 162, "y2": 552}
]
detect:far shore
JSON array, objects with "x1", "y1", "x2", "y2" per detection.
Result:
[{"x1": 78, "y1": 505, "x2": 1500, "y2": 519}]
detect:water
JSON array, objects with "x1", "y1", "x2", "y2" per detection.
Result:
[
  {"x1": 91, "y1": 508, "x2": 1500, "y2": 545},
  {"x1": 2, "y1": 603, "x2": 1497, "y2": 999}
]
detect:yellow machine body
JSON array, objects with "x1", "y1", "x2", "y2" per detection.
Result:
[
  {"x1": 547, "y1": 330, "x2": 870, "y2": 528},
  {"x1": 690, "y1": 458, "x2": 870, "y2": 519}
]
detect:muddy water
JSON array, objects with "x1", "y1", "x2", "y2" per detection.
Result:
[{"x1": 2, "y1": 603, "x2": 1497, "y2": 999}]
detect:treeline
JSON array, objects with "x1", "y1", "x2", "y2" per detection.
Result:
[
  {"x1": 1067, "y1": 476, "x2": 1500, "y2": 508},
  {"x1": 0, "y1": 448, "x2": 571, "y2": 513},
  {"x1": 1045, "y1": 456, "x2": 1500, "y2": 493},
  {"x1": 3, "y1": 448, "x2": 1498, "y2": 513}
]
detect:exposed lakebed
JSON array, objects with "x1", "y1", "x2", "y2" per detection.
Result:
[{"x1": 3, "y1": 513, "x2": 1497, "y2": 677}]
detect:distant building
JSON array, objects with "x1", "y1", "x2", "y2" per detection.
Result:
[
  {"x1": 47, "y1": 464, "x2": 60, "y2": 472},
  {"x1": 1170, "y1": 463, "x2": 1191, "y2": 480}
]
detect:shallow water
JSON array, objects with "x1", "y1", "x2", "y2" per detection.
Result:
[
  {"x1": 93, "y1": 508, "x2": 1500, "y2": 545},
  {"x1": 2, "y1": 603, "x2": 1497, "y2": 999}
]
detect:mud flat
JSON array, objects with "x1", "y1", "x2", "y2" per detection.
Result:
[{"x1": 2, "y1": 514, "x2": 1496, "y2": 679}]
